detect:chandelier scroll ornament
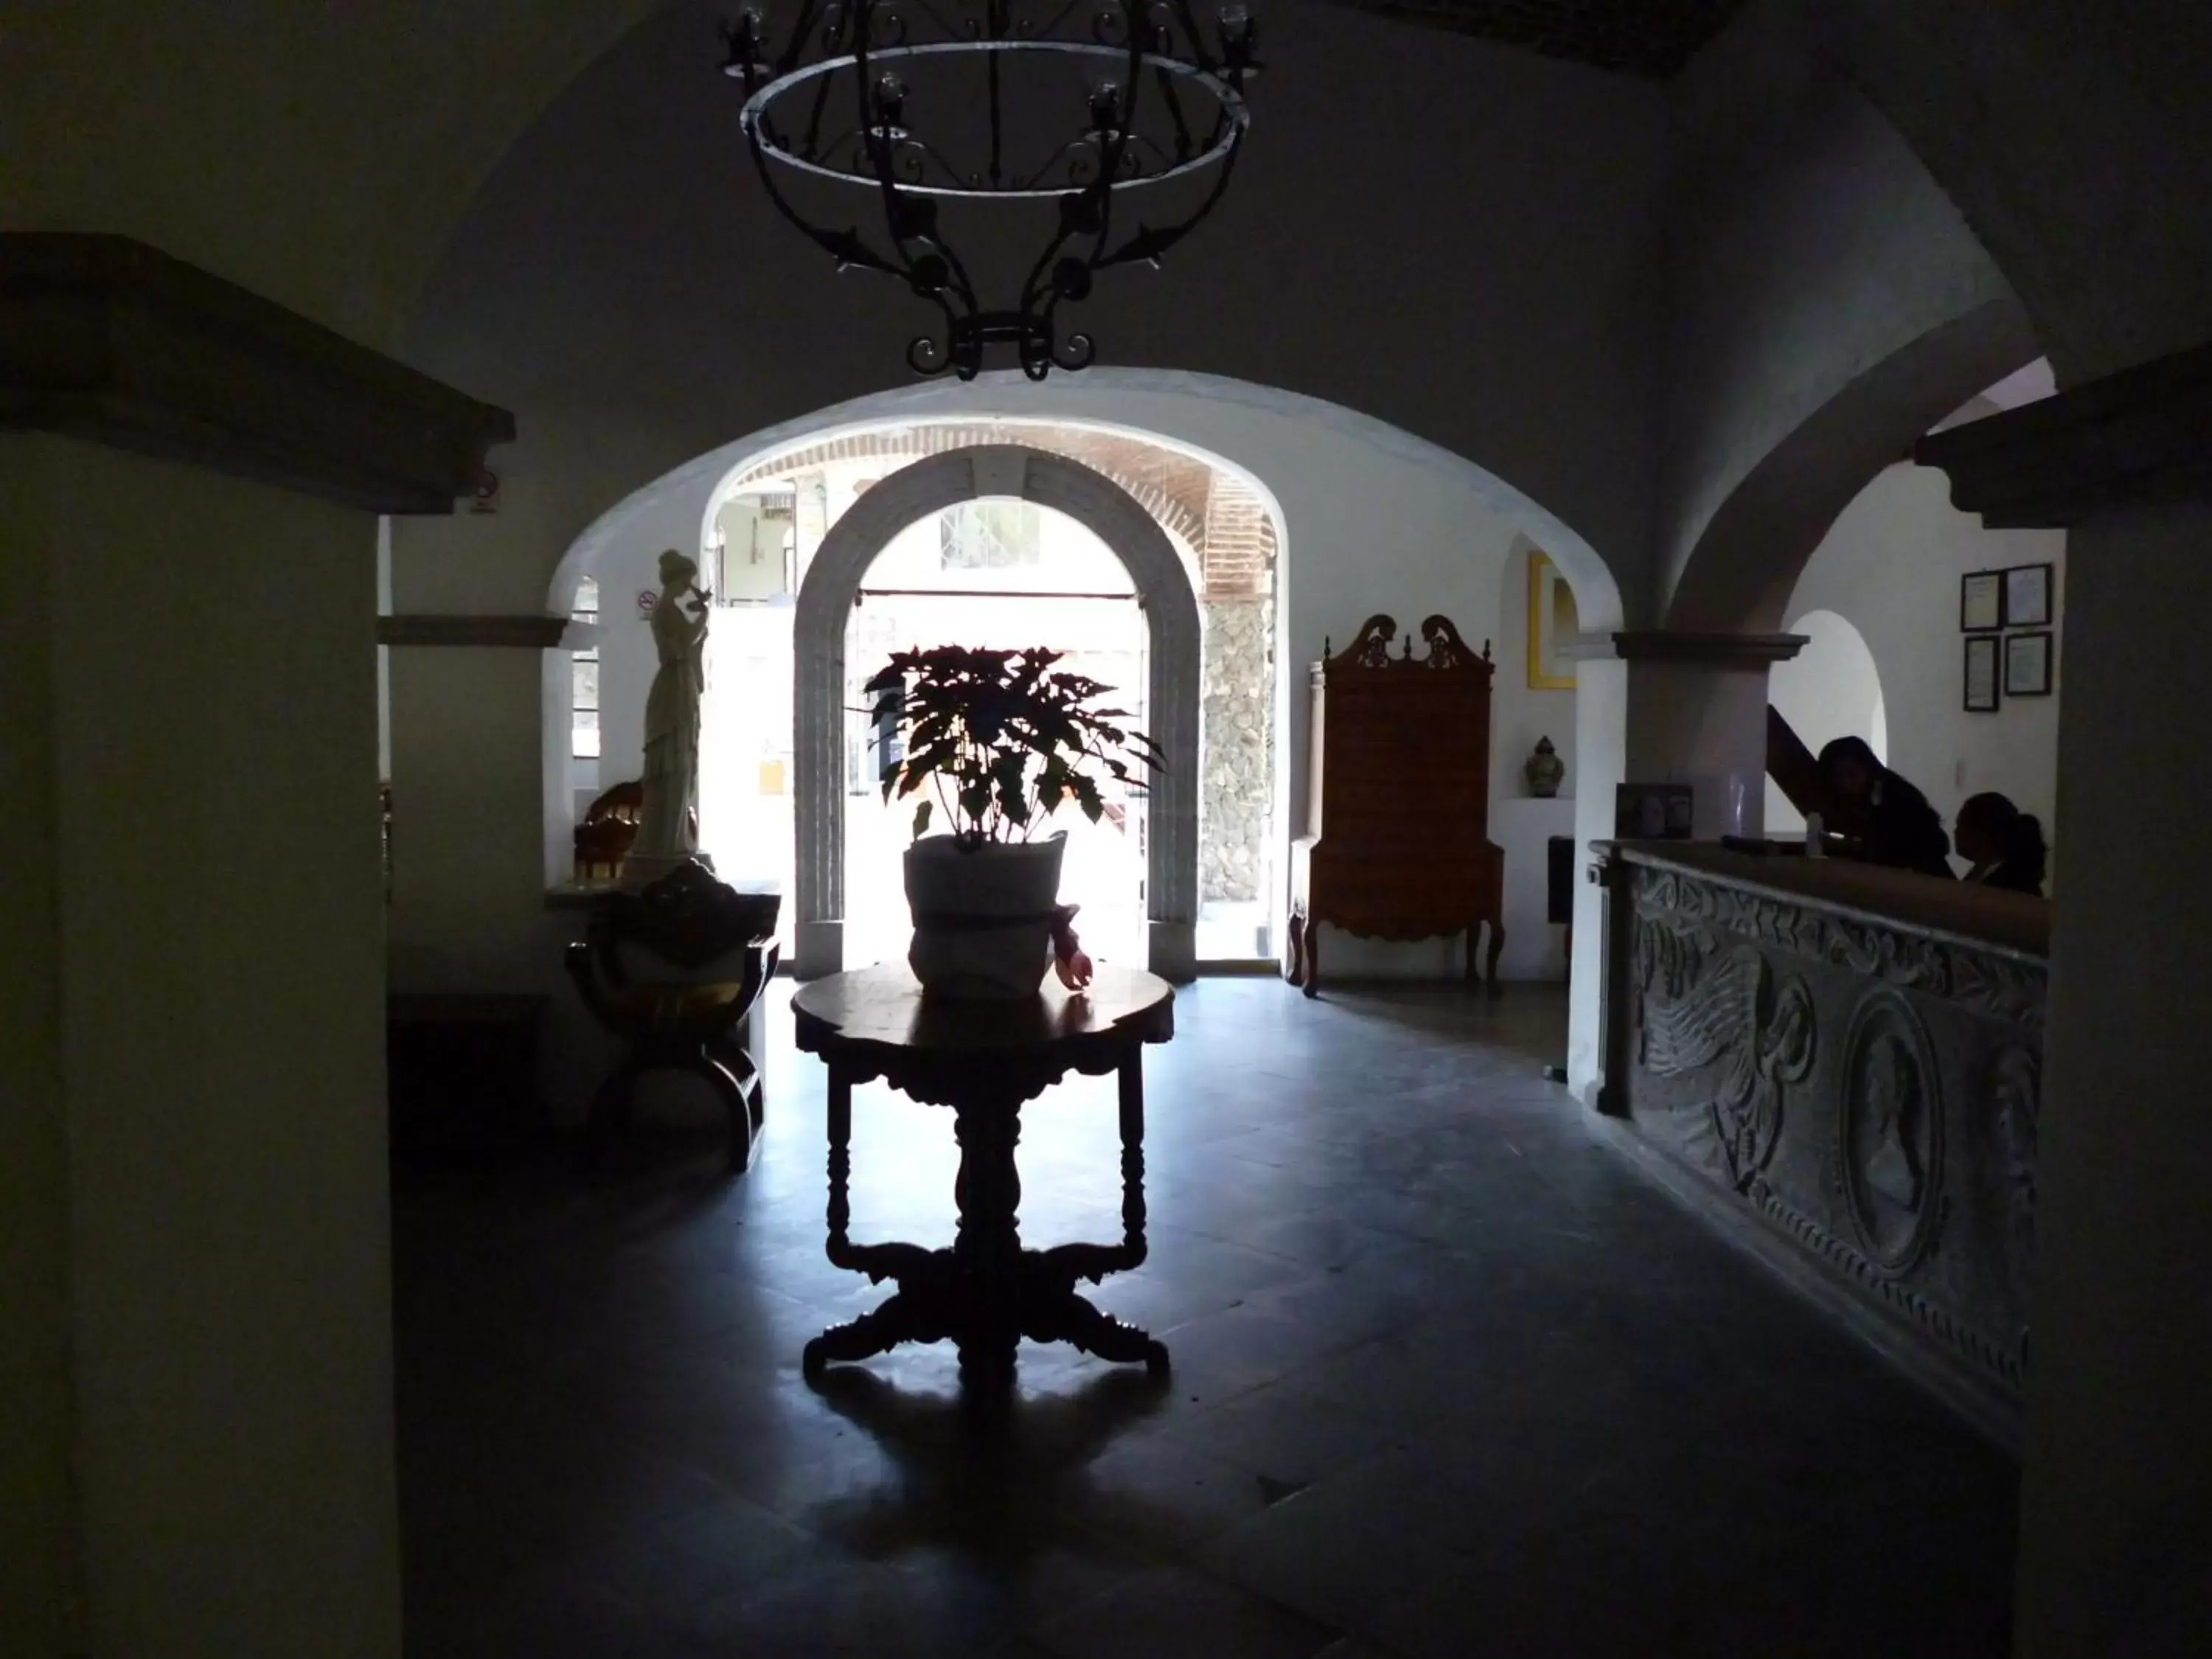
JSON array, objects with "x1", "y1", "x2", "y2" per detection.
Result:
[{"x1": 723, "y1": 0, "x2": 1256, "y2": 380}]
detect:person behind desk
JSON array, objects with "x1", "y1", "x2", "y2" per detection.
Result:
[
  {"x1": 1955, "y1": 791, "x2": 2048, "y2": 895},
  {"x1": 1818, "y1": 737, "x2": 1954, "y2": 879}
]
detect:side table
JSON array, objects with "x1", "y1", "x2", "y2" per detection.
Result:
[{"x1": 790, "y1": 963, "x2": 1175, "y2": 1391}]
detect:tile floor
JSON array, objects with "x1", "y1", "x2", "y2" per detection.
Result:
[{"x1": 394, "y1": 978, "x2": 2018, "y2": 1658}]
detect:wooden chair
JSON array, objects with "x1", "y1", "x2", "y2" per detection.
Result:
[
  {"x1": 565, "y1": 861, "x2": 782, "y2": 1169},
  {"x1": 573, "y1": 779, "x2": 643, "y2": 883}
]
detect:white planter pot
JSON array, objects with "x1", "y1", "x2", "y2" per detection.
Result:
[{"x1": 904, "y1": 833, "x2": 1066, "y2": 999}]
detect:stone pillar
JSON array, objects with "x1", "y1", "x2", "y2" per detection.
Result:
[
  {"x1": 1918, "y1": 344, "x2": 2212, "y2": 1655},
  {"x1": 1614, "y1": 632, "x2": 1808, "y2": 841},
  {"x1": 1566, "y1": 635, "x2": 1804, "y2": 1110},
  {"x1": 1200, "y1": 598, "x2": 1273, "y2": 909},
  {"x1": 0, "y1": 235, "x2": 509, "y2": 1659}
]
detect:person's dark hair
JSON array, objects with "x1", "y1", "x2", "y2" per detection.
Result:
[
  {"x1": 1959, "y1": 791, "x2": 2048, "y2": 888},
  {"x1": 1818, "y1": 736, "x2": 1882, "y2": 780}
]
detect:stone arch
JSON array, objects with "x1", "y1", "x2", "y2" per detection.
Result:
[
  {"x1": 718, "y1": 425, "x2": 1215, "y2": 554},
  {"x1": 792, "y1": 445, "x2": 1202, "y2": 981},
  {"x1": 1665, "y1": 296, "x2": 2042, "y2": 632}
]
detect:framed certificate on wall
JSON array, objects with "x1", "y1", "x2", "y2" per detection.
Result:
[
  {"x1": 1964, "y1": 636, "x2": 2000, "y2": 712},
  {"x1": 2003, "y1": 563, "x2": 2054, "y2": 627},
  {"x1": 2005, "y1": 630, "x2": 2054, "y2": 696},
  {"x1": 1961, "y1": 570, "x2": 2003, "y2": 633}
]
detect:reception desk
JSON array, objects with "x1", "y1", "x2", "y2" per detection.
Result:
[{"x1": 1593, "y1": 842, "x2": 2045, "y2": 1444}]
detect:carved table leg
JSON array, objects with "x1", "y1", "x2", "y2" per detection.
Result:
[
  {"x1": 806, "y1": 1050, "x2": 1169, "y2": 1390},
  {"x1": 816, "y1": 1069, "x2": 922, "y2": 1280},
  {"x1": 827, "y1": 1066, "x2": 850, "y2": 1242},
  {"x1": 804, "y1": 1295, "x2": 931, "y2": 1380},
  {"x1": 952, "y1": 1094, "x2": 1025, "y2": 1390},
  {"x1": 1117, "y1": 1053, "x2": 1150, "y2": 1271},
  {"x1": 1302, "y1": 917, "x2": 1321, "y2": 999},
  {"x1": 1050, "y1": 1295, "x2": 1170, "y2": 1375}
]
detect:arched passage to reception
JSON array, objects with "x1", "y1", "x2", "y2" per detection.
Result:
[{"x1": 790, "y1": 445, "x2": 1203, "y2": 980}]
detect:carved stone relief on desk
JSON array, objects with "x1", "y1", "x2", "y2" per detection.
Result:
[
  {"x1": 1640, "y1": 941, "x2": 1815, "y2": 1192},
  {"x1": 1630, "y1": 865, "x2": 2045, "y2": 1028},
  {"x1": 1838, "y1": 991, "x2": 1945, "y2": 1275},
  {"x1": 1615, "y1": 858, "x2": 2040, "y2": 1419},
  {"x1": 1987, "y1": 1040, "x2": 2041, "y2": 1301}
]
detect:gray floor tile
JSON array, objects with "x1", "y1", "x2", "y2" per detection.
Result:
[
  {"x1": 1027, "y1": 1562, "x2": 1343, "y2": 1659},
  {"x1": 395, "y1": 979, "x2": 2015, "y2": 1658}
]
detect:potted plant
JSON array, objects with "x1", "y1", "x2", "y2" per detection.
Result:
[{"x1": 862, "y1": 644, "x2": 1161, "y2": 998}]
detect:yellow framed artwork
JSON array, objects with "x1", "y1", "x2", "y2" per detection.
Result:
[{"x1": 1527, "y1": 549, "x2": 1580, "y2": 689}]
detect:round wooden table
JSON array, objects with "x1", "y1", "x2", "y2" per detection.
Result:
[{"x1": 790, "y1": 962, "x2": 1176, "y2": 1391}]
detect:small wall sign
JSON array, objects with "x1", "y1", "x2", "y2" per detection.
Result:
[{"x1": 636, "y1": 589, "x2": 658, "y2": 614}]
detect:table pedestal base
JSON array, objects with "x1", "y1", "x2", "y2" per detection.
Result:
[
  {"x1": 803, "y1": 1048, "x2": 1167, "y2": 1391},
  {"x1": 802, "y1": 1241, "x2": 1167, "y2": 1388}
]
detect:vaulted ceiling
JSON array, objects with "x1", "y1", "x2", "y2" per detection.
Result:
[{"x1": 1319, "y1": 0, "x2": 1747, "y2": 79}]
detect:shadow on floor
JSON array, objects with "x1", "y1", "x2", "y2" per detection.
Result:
[{"x1": 394, "y1": 978, "x2": 2014, "y2": 1659}]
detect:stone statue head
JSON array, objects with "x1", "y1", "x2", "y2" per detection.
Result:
[{"x1": 658, "y1": 549, "x2": 698, "y2": 589}]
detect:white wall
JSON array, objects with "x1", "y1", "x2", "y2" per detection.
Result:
[
  {"x1": 529, "y1": 389, "x2": 1618, "y2": 1007},
  {"x1": 397, "y1": 0, "x2": 1668, "y2": 615},
  {"x1": 1764, "y1": 608, "x2": 1886, "y2": 834},
  {"x1": 1781, "y1": 461, "x2": 2065, "y2": 865}
]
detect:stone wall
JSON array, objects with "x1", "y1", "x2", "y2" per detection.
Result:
[{"x1": 1203, "y1": 597, "x2": 1273, "y2": 902}]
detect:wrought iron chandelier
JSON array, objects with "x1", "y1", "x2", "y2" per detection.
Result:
[{"x1": 721, "y1": 0, "x2": 1257, "y2": 380}]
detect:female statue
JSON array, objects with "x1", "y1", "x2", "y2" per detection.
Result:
[{"x1": 626, "y1": 549, "x2": 713, "y2": 883}]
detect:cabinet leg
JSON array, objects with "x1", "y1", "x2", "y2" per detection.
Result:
[
  {"x1": 1285, "y1": 911, "x2": 1306, "y2": 986},
  {"x1": 1302, "y1": 920, "x2": 1321, "y2": 998},
  {"x1": 1486, "y1": 920, "x2": 1506, "y2": 998}
]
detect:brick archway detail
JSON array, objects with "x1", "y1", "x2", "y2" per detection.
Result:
[
  {"x1": 727, "y1": 420, "x2": 1275, "y2": 602},
  {"x1": 792, "y1": 446, "x2": 1201, "y2": 980}
]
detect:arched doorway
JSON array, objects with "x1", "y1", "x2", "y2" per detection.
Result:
[
  {"x1": 1764, "y1": 608, "x2": 1887, "y2": 832},
  {"x1": 792, "y1": 446, "x2": 1202, "y2": 980}
]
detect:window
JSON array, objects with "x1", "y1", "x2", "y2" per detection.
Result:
[
  {"x1": 571, "y1": 576, "x2": 601, "y2": 760},
  {"x1": 939, "y1": 500, "x2": 1042, "y2": 570}
]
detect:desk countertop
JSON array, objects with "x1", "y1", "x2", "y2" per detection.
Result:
[{"x1": 1602, "y1": 841, "x2": 2049, "y2": 961}]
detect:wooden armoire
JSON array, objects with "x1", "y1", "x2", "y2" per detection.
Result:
[{"x1": 1286, "y1": 613, "x2": 1505, "y2": 996}]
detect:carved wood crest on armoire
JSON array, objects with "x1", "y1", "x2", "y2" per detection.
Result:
[{"x1": 1286, "y1": 613, "x2": 1506, "y2": 997}]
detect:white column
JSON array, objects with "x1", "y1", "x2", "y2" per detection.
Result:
[
  {"x1": 2, "y1": 436, "x2": 402, "y2": 1658},
  {"x1": 1568, "y1": 633, "x2": 1801, "y2": 1108},
  {"x1": 2017, "y1": 494, "x2": 2212, "y2": 1653}
]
